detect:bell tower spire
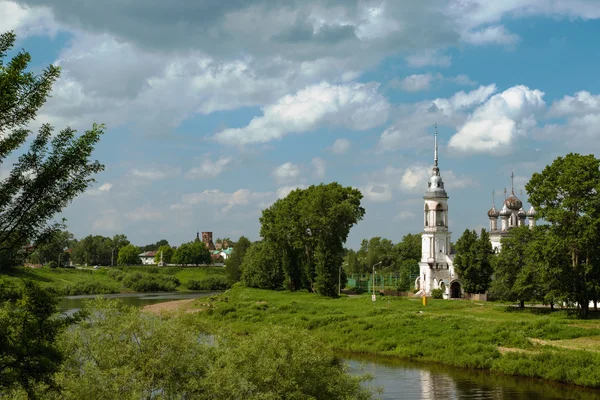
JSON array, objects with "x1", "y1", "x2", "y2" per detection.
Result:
[{"x1": 434, "y1": 122, "x2": 438, "y2": 168}]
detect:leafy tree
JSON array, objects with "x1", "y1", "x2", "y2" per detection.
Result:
[
  {"x1": 491, "y1": 226, "x2": 536, "y2": 308},
  {"x1": 241, "y1": 241, "x2": 284, "y2": 289},
  {"x1": 225, "y1": 236, "x2": 251, "y2": 284},
  {"x1": 117, "y1": 244, "x2": 141, "y2": 266},
  {"x1": 172, "y1": 241, "x2": 211, "y2": 266},
  {"x1": 154, "y1": 245, "x2": 174, "y2": 264},
  {"x1": 140, "y1": 239, "x2": 169, "y2": 252},
  {"x1": 526, "y1": 153, "x2": 600, "y2": 316},
  {"x1": 259, "y1": 183, "x2": 364, "y2": 296},
  {"x1": 0, "y1": 31, "x2": 104, "y2": 268},
  {"x1": 453, "y1": 229, "x2": 494, "y2": 294},
  {"x1": 70, "y1": 235, "x2": 111, "y2": 266},
  {"x1": 31, "y1": 230, "x2": 75, "y2": 265},
  {"x1": 0, "y1": 279, "x2": 78, "y2": 398}
]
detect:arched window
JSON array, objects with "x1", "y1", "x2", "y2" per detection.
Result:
[
  {"x1": 435, "y1": 204, "x2": 445, "y2": 227},
  {"x1": 424, "y1": 205, "x2": 429, "y2": 226}
]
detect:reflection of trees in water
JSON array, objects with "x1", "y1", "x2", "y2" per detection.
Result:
[{"x1": 347, "y1": 354, "x2": 600, "y2": 400}]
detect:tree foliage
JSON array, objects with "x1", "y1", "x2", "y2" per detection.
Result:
[
  {"x1": 526, "y1": 153, "x2": 600, "y2": 315},
  {"x1": 172, "y1": 241, "x2": 211, "y2": 266},
  {"x1": 257, "y1": 183, "x2": 365, "y2": 296},
  {"x1": 140, "y1": 239, "x2": 169, "y2": 252},
  {"x1": 30, "y1": 230, "x2": 75, "y2": 265},
  {"x1": 225, "y1": 236, "x2": 251, "y2": 284},
  {"x1": 154, "y1": 245, "x2": 174, "y2": 264},
  {"x1": 0, "y1": 279, "x2": 77, "y2": 398},
  {"x1": 0, "y1": 31, "x2": 104, "y2": 267},
  {"x1": 117, "y1": 244, "x2": 141, "y2": 266},
  {"x1": 453, "y1": 229, "x2": 494, "y2": 294},
  {"x1": 240, "y1": 241, "x2": 284, "y2": 290}
]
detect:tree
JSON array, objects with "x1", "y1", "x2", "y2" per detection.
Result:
[
  {"x1": 240, "y1": 241, "x2": 284, "y2": 290},
  {"x1": 140, "y1": 239, "x2": 169, "y2": 252},
  {"x1": 526, "y1": 153, "x2": 600, "y2": 316},
  {"x1": 70, "y1": 235, "x2": 112, "y2": 266},
  {"x1": 117, "y1": 244, "x2": 141, "y2": 266},
  {"x1": 0, "y1": 279, "x2": 78, "y2": 398},
  {"x1": 453, "y1": 229, "x2": 494, "y2": 294},
  {"x1": 154, "y1": 245, "x2": 174, "y2": 264},
  {"x1": 259, "y1": 183, "x2": 365, "y2": 296},
  {"x1": 31, "y1": 230, "x2": 75, "y2": 265},
  {"x1": 492, "y1": 226, "x2": 536, "y2": 308},
  {"x1": 172, "y1": 241, "x2": 211, "y2": 266},
  {"x1": 225, "y1": 236, "x2": 251, "y2": 284},
  {"x1": 0, "y1": 31, "x2": 104, "y2": 268}
]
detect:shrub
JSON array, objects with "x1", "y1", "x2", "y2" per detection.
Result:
[
  {"x1": 107, "y1": 269, "x2": 125, "y2": 281},
  {"x1": 60, "y1": 282, "x2": 119, "y2": 296},
  {"x1": 186, "y1": 276, "x2": 230, "y2": 291},
  {"x1": 121, "y1": 272, "x2": 180, "y2": 292},
  {"x1": 431, "y1": 289, "x2": 444, "y2": 299},
  {"x1": 47, "y1": 261, "x2": 58, "y2": 269}
]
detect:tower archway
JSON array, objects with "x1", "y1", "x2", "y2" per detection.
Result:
[{"x1": 450, "y1": 281, "x2": 461, "y2": 299}]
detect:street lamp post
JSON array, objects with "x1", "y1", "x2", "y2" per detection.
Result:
[
  {"x1": 372, "y1": 261, "x2": 382, "y2": 296},
  {"x1": 339, "y1": 262, "x2": 347, "y2": 296}
]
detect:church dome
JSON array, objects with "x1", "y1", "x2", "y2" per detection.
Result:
[
  {"x1": 499, "y1": 204, "x2": 511, "y2": 217},
  {"x1": 517, "y1": 207, "x2": 526, "y2": 218},
  {"x1": 487, "y1": 205, "x2": 499, "y2": 218},
  {"x1": 504, "y1": 193, "x2": 522, "y2": 211},
  {"x1": 527, "y1": 206, "x2": 537, "y2": 218}
]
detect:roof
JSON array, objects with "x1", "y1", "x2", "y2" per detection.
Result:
[
  {"x1": 221, "y1": 248, "x2": 234, "y2": 255},
  {"x1": 139, "y1": 251, "x2": 158, "y2": 257}
]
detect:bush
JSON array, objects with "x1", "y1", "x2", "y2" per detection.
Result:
[
  {"x1": 47, "y1": 261, "x2": 58, "y2": 269},
  {"x1": 121, "y1": 272, "x2": 180, "y2": 292},
  {"x1": 431, "y1": 289, "x2": 444, "y2": 299},
  {"x1": 107, "y1": 269, "x2": 125, "y2": 281},
  {"x1": 60, "y1": 282, "x2": 119, "y2": 296},
  {"x1": 186, "y1": 276, "x2": 230, "y2": 291}
]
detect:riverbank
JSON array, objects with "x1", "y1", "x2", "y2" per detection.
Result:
[
  {"x1": 176, "y1": 287, "x2": 600, "y2": 388},
  {"x1": 1, "y1": 265, "x2": 228, "y2": 295}
]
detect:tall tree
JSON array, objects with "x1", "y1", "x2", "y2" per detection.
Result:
[
  {"x1": 453, "y1": 229, "x2": 493, "y2": 294},
  {"x1": 70, "y1": 235, "x2": 112, "y2": 266},
  {"x1": 0, "y1": 31, "x2": 104, "y2": 267},
  {"x1": 225, "y1": 236, "x2": 251, "y2": 284},
  {"x1": 172, "y1": 241, "x2": 211, "y2": 266},
  {"x1": 526, "y1": 153, "x2": 600, "y2": 316},
  {"x1": 117, "y1": 244, "x2": 141, "y2": 266},
  {"x1": 31, "y1": 230, "x2": 75, "y2": 265},
  {"x1": 154, "y1": 245, "x2": 174, "y2": 264},
  {"x1": 240, "y1": 241, "x2": 285, "y2": 290}
]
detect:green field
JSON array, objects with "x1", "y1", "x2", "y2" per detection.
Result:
[
  {"x1": 1, "y1": 265, "x2": 227, "y2": 295},
  {"x1": 191, "y1": 288, "x2": 600, "y2": 388}
]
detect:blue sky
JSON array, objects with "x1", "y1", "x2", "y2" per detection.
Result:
[{"x1": 1, "y1": 0, "x2": 600, "y2": 249}]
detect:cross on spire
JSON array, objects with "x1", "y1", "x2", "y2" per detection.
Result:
[
  {"x1": 492, "y1": 189, "x2": 495, "y2": 206},
  {"x1": 434, "y1": 123, "x2": 438, "y2": 168},
  {"x1": 511, "y1": 171, "x2": 515, "y2": 194},
  {"x1": 504, "y1": 187, "x2": 507, "y2": 199}
]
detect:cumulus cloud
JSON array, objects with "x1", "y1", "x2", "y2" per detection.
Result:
[
  {"x1": 276, "y1": 184, "x2": 307, "y2": 199},
  {"x1": 331, "y1": 138, "x2": 350, "y2": 154},
  {"x1": 360, "y1": 184, "x2": 393, "y2": 202},
  {"x1": 272, "y1": 162, "x2": 301, "y2": 184},
  {"x1": 462, "y1": 25, "x2": 521, "y2": 46},
  {"x1": 395, "y1": 211, "x2": 416, "y2": 221},
  {"x1": 129, "y1": 167, "x2": 180, "y2": 181},
  {"x1": 396, "y1": 74, "x2": 436, "y2": 92},
  {"x1": 212, "y1": 82, "x2": 389, "y2": 145},
  {"x1": 449, "y1": 85, "x2": 546, "y2": 154},
  {"x1": 98, "y1": 183, "x2": 112, "y2": 192},
  {"x1": 125, "y1": 204, "x2": 165, "y2": 222},
  {"x1": 0, "y1": 1, "x2": 58, "y2": 37},
  {"x1": 311, "y1": 158, "x2": 326, "y2": 180},
  {"x1": 185, "y1": 156, "x2": 232, "y2": 179},
  {"x1": 405, "y1": 49, "x2": 452, "y2": 68}
]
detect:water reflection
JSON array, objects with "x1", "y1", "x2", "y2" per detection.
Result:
[
  {"x1": 59, "y1": 291, "x2": 217, "y2": 316},
  {"x1": 347, "y1": 356, "x2": 600, "y2": 400}
]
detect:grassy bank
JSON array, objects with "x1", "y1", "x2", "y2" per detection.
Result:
[
  {"x1": 1, "y1": 266, "x2": 227, "y2": 295},
  {"x1": 189, "y1": 288, "x2": 600, "y2": 388}
]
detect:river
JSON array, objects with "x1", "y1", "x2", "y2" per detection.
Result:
[{"x1": 60, "y1": 292, "x2": 600, "y2": 400}]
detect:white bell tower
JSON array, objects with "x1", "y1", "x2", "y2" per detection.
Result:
[{"x1": 417, "y1": 124, "x2": 457, "y2": 297}]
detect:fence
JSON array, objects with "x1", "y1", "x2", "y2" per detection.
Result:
[{"x1": 346, "y1": 273, "x2": 419, "y2": 293}]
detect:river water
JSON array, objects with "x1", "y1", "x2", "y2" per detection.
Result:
[{"x1": 60, "y1": 293, "x2": 600, "y2": 400}]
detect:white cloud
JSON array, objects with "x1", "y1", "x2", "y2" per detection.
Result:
[
  {"x1": 449, "y1": 85, "x2": 546, "y2": 154},
  {"x1": 212, "y1": 82, "x2": 390, "y2": 145},
  {"x1": 125, "y1": 204, "x2": 165, "y2": 222},
  {"x1": 276, "y1": 184, "x2": 307, "y2": 199},
  {"x1": 272, "y1": 162, "x2": 301, "y2": 184},
  {"x1": 185, "y1": 156, "x2": 232, "y2": 179},
  {"x1": 311, "y1": 157, "x2": 326, "y2": 180},
  {"x1": 462, "y1": 25, "x2": 521, "y2": 46},
  {"x1": 433, "y1": 84, "x2": 497, "y2": 115},
  {"x1": 0, "y1": 1, "x2": 58, "y2": 38},
  {"x1": 331, "y1": 138, "x2": 350, "y2": 154},
  {"x1": 91, "y1": 209, "x2": 122, "y2": 232},
  {"x1": 170, "y1": 189, "x2": 274, "y2": 212},
  {"x1": 401, "y1": 167, "x2": 431, "y2": 193},
  {"x1": 360, "y1": 184, "x2": 393, "y2": 202},
  {"x1": 397, "y1": 74, "x2": 435, "y2": 92},
  {"x1": 98, "y1": 183, "x2": 112, "y2": 192},
  {"x1": 130, "y1": 167, "x2": 180, "y2": 181},
  {"x1": 405, "y1": 50, "x2": 451, "y2": 68}
]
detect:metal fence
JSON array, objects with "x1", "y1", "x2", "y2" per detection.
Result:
[{"x1": 346, "y1": 273, "x2": 419, "y2": 293}]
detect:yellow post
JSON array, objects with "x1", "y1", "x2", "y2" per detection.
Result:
[{"x1": 422, "y1": 296, "x2": 427, "y2": 306}]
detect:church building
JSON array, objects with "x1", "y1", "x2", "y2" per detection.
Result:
[{"x1": 415, "y1": 127, "x2": 461, "y2": 299}]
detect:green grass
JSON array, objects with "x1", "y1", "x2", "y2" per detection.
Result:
[
  {"x1": 1, "y1": 265, "x2": 227, "y2": 295},
  {"x1": 191, "y1": 288, "x2": 600, "y2": 388}
]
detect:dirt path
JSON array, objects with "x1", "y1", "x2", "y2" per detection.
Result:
[{"x1": 142, "y1": 299, "x2": 199, "y2": 315}]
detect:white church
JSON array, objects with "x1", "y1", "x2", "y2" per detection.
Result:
[{"x1": 414, "y1": 129, "x2": 537, "y2": 299}]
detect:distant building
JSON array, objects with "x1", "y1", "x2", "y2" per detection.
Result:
[
  {"x1": 197, "y1": 231, "x2": 216, "y2": 250},
  {"x1": 139, "y1": 251, "x2": 157, "y2": 265}
]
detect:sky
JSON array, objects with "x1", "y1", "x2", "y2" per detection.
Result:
[{"x1": 1, "y1": 0, "x2": 600, "y2": 249}]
